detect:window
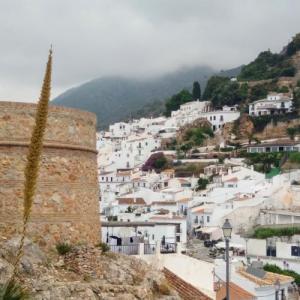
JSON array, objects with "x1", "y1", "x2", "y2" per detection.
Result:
[
  {"x1": 213, "y1": 116, "x2": 216, "y2": 120},
  {"x1": 111, "y1": 177, "x2": 113, "y2": 182},
  {"x1": 220, "y1": 115, "x2": 224, "y2": 121},
  {"x1": 291, "y1": 246, "x2": 300, "y2": 257},
  {"x1": 207, "y1": 216, "x2": 210, "y2": 223}
]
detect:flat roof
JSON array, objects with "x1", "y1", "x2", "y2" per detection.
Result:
[
  {"x1": 102, "y1": 221, "x2": 180, "y2": 227},
  {"x1": 246, "y1": 141, "x2": 299, "y2": 148}
]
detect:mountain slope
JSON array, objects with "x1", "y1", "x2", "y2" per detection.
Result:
[{"x1": 52, "y1": 66, "x2": 240, "y2": 129}]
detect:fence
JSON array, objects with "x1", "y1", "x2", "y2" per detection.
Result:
[
  {"x1": 107, "y1": 242, "x2": 181, "y2": 255},
  {"x1": 144, "y1": 243, "x2": 156, "y2": 254},
  {"x1": 109, "y1": 244, "x2": 139, "y2": 255}
]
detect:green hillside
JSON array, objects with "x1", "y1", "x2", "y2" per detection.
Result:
[
  {"x1": 203, "y1": 33, "x2": 300, "y2": 109},
  {"x1": 52, "y1": 66, "x2": 241, "y2": 129}
]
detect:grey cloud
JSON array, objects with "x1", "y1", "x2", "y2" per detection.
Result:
[{"x1": 0, "y1": 0, "x2": 299, "y2": 102}]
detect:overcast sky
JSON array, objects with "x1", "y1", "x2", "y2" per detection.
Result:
[{"x1": 0, "y1": 0, "x2": 299, "y2": 102}]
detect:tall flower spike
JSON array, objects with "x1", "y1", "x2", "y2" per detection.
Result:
[{"x1": 9, "y1": 47, "x2": 52, "y2": 283}]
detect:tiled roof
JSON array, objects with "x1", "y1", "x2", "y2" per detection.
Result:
[
  {"x1": 224, "y1": 177, "x2": 238, "y2": 183},
  {"x1": 117, "y1": 197, "x2": 146, "y2": 205},
  {"x1": 152, "y1": 201, "x2": 177, "y2": 206},
  {"x1": 150, "y1": 215, "x2": 185, "y2": 220}
]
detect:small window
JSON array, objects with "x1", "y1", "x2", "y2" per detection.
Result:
[{"x1": 207, "y1": 216, "x2": 210, "y2": 223}]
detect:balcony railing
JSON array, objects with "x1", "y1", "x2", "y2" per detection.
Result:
[{"x1": 160, "y1": 243, "x2": 177, "y2": 254}]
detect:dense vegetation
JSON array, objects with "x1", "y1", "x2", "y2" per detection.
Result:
[
  {"x1": 142, "y1": 152, "x2": 168, "y2": 172},
  {"x1": 202, "y1": 76, "x2": 248, "y2": 108},
  {"x1": 289, "y1": 152, "x2": 300, "y2": 164},
  {"x1": 250, "y1": 113, "x2": 299, "y2": 132},
  {"x1": 184, "y1": 126, "x2": 214, "y2": 146},
  {"x1": 172, "y1": 162, "x2": 207, "y2": 177},
  {"x1": 264, "y1": 264, "x2": 300, "y2": 285},
  {"x1": 174, "y1": 125, "x2": 214, "y2": 158},
  {"x1": 238, "y1": 50, "x2": 295, "y2": 81},
  {"x1": 238, "y1": 34, "x2": 300, "y2": 81},
  {"x1": 244, "y1": 152, "x2": 285, "y2": 173},
  {"x1": 202, "y1": 33, "x2": 300, "y2": 111},
  {"x1": 164, "y1": 89, "x2": 193, "y2": 117},
  {"x1": 253, "y1": 226, "x2": 300, "y2": 239},
  {"x1": 286, "y1": 33, "x2": 300, "y2": 56}
]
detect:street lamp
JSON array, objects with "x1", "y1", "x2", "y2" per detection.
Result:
[
  {"x1": 222, "y1": 219, "x2": 232, "y2": 300},
  {"x1": 275, "y1": 279, "x2": 280, "y2": 300}
]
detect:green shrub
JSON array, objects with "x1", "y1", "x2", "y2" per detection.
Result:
[
  {"x1": 250, "y1": 113, "x2": 298, "y2": 132},
  {"x1": 244, "y1": 152, "x2": 285, "y2": 173},
  {"x1": 97, "y1": 242, "x2": 110, "y2": 253},
  {"x1": 289, "y1": 152, "x2": 300, "y2": 164},
  {"x1": 264, "y1": 263, "x2": 300, "y2": 285},
  {"x1": 196, "y1": 178, "x2": 209, "y2": 191},
  {"x1": 253, "y1": 227, "x2": 300, "y2": 239},
  {"x1": 0, "y1": 280, "x2": 29, "y2": 300},
  {"x1": 56, "y1": 242, "x2": 72, "y2": 255}
]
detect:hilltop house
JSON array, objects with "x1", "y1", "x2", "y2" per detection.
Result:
[{"x1": 249, "y1": 93, "x2": 293, "y2": 116}]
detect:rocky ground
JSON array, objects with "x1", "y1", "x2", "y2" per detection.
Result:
[{"x1": 0, "y1": 237, "x2": 181, "y2": 300}]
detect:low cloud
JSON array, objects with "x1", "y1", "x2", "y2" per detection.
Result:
[{"x1": 0, "y1": 0, "x2": 299, "y2": 102}]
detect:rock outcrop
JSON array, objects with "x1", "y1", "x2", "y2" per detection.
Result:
[{"x1": 0, "y1": 237, "x2": 180, "y2": 300}]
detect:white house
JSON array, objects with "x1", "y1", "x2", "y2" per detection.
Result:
[
  {"x1": 109, "y1": 122, "x2": 133, "y2": 138},
  {"x1": 201, "y1": 106, "x2": 240, "y2": 131},
  {"x1": 249, "y1": 93, "x2": 293, "y2": 116}
]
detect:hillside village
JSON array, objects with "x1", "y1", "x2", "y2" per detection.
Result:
[
  {"x1": 1, "y1": 11, "x2": 300, "y2": 300},
  {"x1": 95, "y1": 34, "x2": 300, "y2": 299}
]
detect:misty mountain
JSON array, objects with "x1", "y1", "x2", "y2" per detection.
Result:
[{"x1": 52, "y1": 66, "x2": 241, "y2": 129}]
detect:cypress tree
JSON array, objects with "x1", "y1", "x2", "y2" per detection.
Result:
[{"x1": 192, "y1": 81, "x2": 201, "y2": 100}]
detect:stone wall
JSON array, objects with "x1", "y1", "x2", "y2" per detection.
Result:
[{"x1": 0, "y1": 101, "x2": 101, "y2": 248}]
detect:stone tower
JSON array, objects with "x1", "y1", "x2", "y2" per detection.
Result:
[{"x1": 0, "y1": 101, "x2": 101, "y2": 248}]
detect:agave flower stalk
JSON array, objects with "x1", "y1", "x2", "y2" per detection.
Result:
[{"x1": 9, "y1": 48, "x2": 53, "y2": 282}]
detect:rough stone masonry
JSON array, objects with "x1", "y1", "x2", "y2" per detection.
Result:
[{"x1": 0, "y1": 101, "x2": 101, "y2": 248}]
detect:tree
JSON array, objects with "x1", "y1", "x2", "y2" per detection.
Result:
[
  {"x1": 164, "y1": 89, "x2": 192, "y2": 117},
  {"x1": 196, "y1": 178, "x2": 209, "y2": 191},
  {"x1": 287, "y1": 127, "x2": 297, "y2": 140},
  {"x1": 142, "y1": 152, "x2": 168, "y2": 171},
  {"x1": 179, "y1": 142, "x2": 193, "y2": 158},
  {"x1": 292, "y1": 88, "x2": 300, "y2": 115},
  {"x1": 192, "y1": 81, "x2": 201, "y2": 100}
]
